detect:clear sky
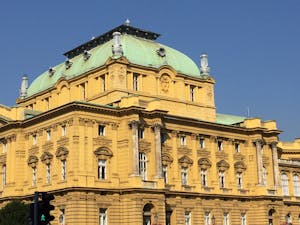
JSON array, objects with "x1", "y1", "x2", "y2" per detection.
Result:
[{"x1": 0, "y1": 1, "x2": 299, "y2": 141}]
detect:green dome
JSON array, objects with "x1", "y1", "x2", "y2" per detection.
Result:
[{"x1": 27, "y1": 34, "x2": 201, "y2": 97}]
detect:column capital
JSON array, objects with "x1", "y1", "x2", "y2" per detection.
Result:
[
  {"x1": 270, "y1": 141, "x2": 278, "y2": 148},
  {"x1": 253, "y1": 139, "x2": 264, "y2": 146},
  {"x1": 128, "y1": 120, "x2": 139, "y2": 128},
  {"x1": 152, "y1": 123, "x2": 163, "y2": 130}
]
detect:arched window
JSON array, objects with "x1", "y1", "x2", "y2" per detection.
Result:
[
  {"x1": 281, "y1": 173, "x2": 289, "y2": 195},
  {"x1": 293, "y1": 174, "x2": 300, "y2": 196},
  {"x1": 268, "y1": 209, "x2": 275, "y2": 225}
]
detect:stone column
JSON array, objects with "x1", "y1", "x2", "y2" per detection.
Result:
[
  {"x1": 154, "y1": 124, "x2": 162, "y2": 178},
  {"x1": 255, "y1": 139, "x2": 264, "y2": 185},
  {"x1": 270, "y1": 142, "x2": 280, "y2": 187},
  {"x1": 130, "y1": 120, "x2": 139, "y2": 175}
]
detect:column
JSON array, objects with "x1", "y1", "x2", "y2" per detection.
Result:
[
  {"x1": 154, "y1": 124, "x2": 162, "y2": 178},
  {"x1": 255, "y1": 139, "x2": 264, "y2": 185},
  {"x1": 130, "y1": 121, "x2": 139, "y2": 175},
  {"x1": 271, "y1": 142, "x2": 280, "y2": 187}
]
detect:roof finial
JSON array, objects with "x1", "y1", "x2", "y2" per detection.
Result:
[
  {"x1": 200, "y1": 53, "x2": 210, "y2": 75},
  {"x1": 19, "y1": 75, "x2": 28, "y2": 99},
  {"x1": 125, "y1": 18, "x2": 130, "y2": 26}
]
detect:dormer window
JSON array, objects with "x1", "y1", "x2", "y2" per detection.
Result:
[
  {"x1": 48, "y1": 67, "x2": 55, "y2": 76},
  {"x1": 65, "y1": 59, "x2": 72, "y2": 69},
  {"x1": 83, "y1": 50, "x2": 91, "y2": 61}
]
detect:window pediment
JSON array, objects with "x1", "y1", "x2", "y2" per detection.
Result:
[
  {"x1": 178, "y1": 155, "x2": 193, "y2": 167},
  {"x1": 234, "y1": 161, "x2": 246, "y2": 173},
  {"x1": 28, "y1": 155, "x2": 39, "y2": 168},
  {"x1": 56, "y1": 147, "x2": 69, "y2": 160},
  {"x1": 94, "y1": 147, "x2": 113, "y2": 160},
  {"x1": 162, "y1": 153, "x2": 173, "y2": 166},
  {"x1": 198, "y1": 158, "x2": 212, "y2": 169},
  {"x1": 217, "y1": 159, "x2": 229, "y2": 171},
  {"x1": 41, "y1": 152, "x2": 53, "y2": 164}
]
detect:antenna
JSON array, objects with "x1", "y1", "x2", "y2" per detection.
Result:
[{"x1": 246, "y1": 106, "x2": 250, "y2": 118}]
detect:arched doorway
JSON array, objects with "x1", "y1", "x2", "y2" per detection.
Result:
[
  {"x1": 165, "y1": 204, "x2": 173, "y2": 225},
  {"x1": 268, "y1": 209, "x2": 276, "y2": 225}
]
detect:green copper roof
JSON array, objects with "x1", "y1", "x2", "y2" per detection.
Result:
[
  {"x1": 27, "y1": 34, "x2": 202, "y2": 97},
  {"x1": 216, "y1": 113, "x2": 246, "y2": 125}
]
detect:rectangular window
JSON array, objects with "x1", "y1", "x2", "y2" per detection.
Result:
[
  {"x1": 98, "y1": 125, "x2": 106, "y2": 136},
  {"x1": 2, "y1": 165, "x2": 6, "y2": 189},
  {"x1": 201, "y1": 169, "x2": 207, "y2": 187},
  {"x1": 235, "y1": 143, "x2": 240, "y2": 153},
  {"x1": 33, "y1": 134, "x2": 37, "y2": 145},
  {"x1": 98, "y1": 159, "x2": 106, "y2": 180},
  {"x1": 223, "y1": 212, "x2": 229, "y2": 225},
  {"x1": 62, "y1": 160, "x2": 67, "y2": 181},
  {"x1": 138, "y1": 128, "x2": 144, "y2": 139},
  {"x1": 139, "y1": 152, "x2": 147, "y2": 180},
  {"x1": 241, "y1": 213, "x2": 247, "y2": 225},
  {"x1": 133, "y1": 73, "x2": 139, "y2": 91},
  {"x1": 32, "y1": 167, "x2": 37, "y2": 186},
  {"x1": 80, "y1": 83, "x2": 86, "y2": 100},
  {"x1": 199, "y1": 138, "x2": 205, "y2": 149},
  {"x1": 180, "y1": 136, "x2": 187, "y2": 146},
  {"x1": 237, "y1": 173, "x2": 242, "y2": 189},
  {"x1": 162, "y1": 166, "x2": 168, "y2": 184},
  {"x1": 46, "y1": 130, "x2": 51, "y2": 141},
  {"x1": 99, "y1": 208, "x2": 107, "y2": 225},
  {"x1": 217, "y1": 140, "x2": 223, "y2": 151},
  {"x1": 62, "y1": 125, "x2": 67, "y2": 137},
  {"x1": 204, "y1": 212, "x2": 210, "y2": 225},
  {"x1": 46, "y1": 164, "x2": 51, "y2": 184},
  {"x1": 185, "y1": 211, "x2": 191, "y2": 225},
  {"x1": 101, "y1": 75, "x2": 106, "y2": 92},
  {"x1": 293, "y1": 175, "x2": 300, "y2": 196},
  {"x1": 181, "y1": 167, "x2": 188, "y2": 185},
  {"x1": 219, "y1": 171, "x2": 225, "y2": 188},
  {"x1": 190, "y1": 85, "x2": 195, "y2": 102}
]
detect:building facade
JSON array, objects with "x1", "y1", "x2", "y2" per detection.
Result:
[{"x1": 0, "y1": 22, "x2": 299, "y2": 225}]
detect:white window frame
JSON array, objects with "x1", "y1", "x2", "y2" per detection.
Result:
[
  {"x1": 62, "y1": 160, "x2": 67, "y2": 181},
  {"x1": 33, "y1": 134, "x2": 37, "y2": 145},
  {"x1": 61, "y1": 125, "x2": 67, "y2": 137},
  {"x1": 98, "y1": 159, "x2": 106, "y2": 180},
  {"x1": 293, "y1": 174, "x2": 300, "y2": 196},
  {"x1": 133, "y1": 73, "x2": 139, "y2": 91},
  {"x1": 98, "y1": 125, "x2": 106, "y2": 136},
  {"x1": 59, "y1": 209, "x2": 65, "y2": 225},
  {"x1": 46, "y1": 164, "x2": 51, "y2": 184},
  {"x1": 139, "y1": 152, "x2": 147, "y2": 180},
  {"x1": 46, "y1": 130, "x2": 51, "y2": 141},
  {"x1": 234, "y1": 143, "x2": 240, "y2": 153},
  {"x1": 204, "y1": 212, "x2": 210, "y2": 225},
  {"x1": 217, "y1": 140, "x2": 223, "y2": 151},
  {"x1": 241, "y1": 213, "x2": 247, "y2": 225},
  {"x1": 201, "y1": 169, "x2": 207, "y2": 187},
  {"x1": 162, "y1": 165, "x2": 168, "y2": 184},
  {"x1": 199, "y1": 138, "x2": 205, "y2": 149},
  {"x1": 180, "y1": 136, "x2": 187, "y2": 146},
  {"x1": 181, "y1": 167, "x2": 188, "y2": 185},
  {"x1": 32, "y1": 167, "x2": 37, "y2": 186},
  {"x1": 138, "y1": 128, "x2": 144, "y2": 139},
  {"x1": 190, "y1": 85, "x2": 195, "y2": 102},
  {"x1": 281, "y1": 173, "x2": 289, "y2": 195},
  {"x1": 185, "y1": 211, "x2": 191, "y2": 225},
  {"x1": 219, "y1": 171, "x2": 225, "y2": 188},
  {"x1": 223, "y1": 212, "x2": 229, "y2": 225},
  {"x1": 237, "y1": 172, "x2": 243, "y2": 189},
  {"x1": 99, "y1": 208, "x2": 107, "y2": 225}
]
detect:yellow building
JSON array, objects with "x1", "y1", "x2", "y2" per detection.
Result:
[{"x1": 0, "y1": 22, "x2": 299, "y2": 225}]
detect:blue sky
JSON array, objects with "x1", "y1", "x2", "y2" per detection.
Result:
[{"x1": 0, "y1": 1, "x2": 299, "y2": 141}]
